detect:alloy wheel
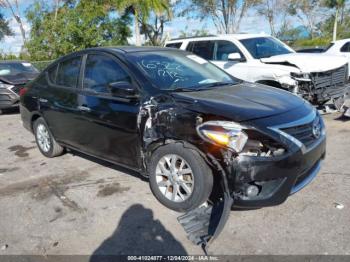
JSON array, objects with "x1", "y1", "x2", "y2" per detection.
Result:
[
  {"x1": 155, "y1": 154, "x2": 194, "y2": 202},
  {"x1": 36, "y1": 124, "x2": 51, "y2": 152}
]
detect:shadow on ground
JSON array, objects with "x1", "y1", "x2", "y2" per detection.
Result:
[
  {"x1": 0, "y1": 107, "x2": 19, "y2": 115},
  {"x1": 90, "y1": 204, "x2": 187, "y2": 261}
]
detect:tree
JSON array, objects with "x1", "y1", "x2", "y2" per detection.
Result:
[
  {"x1": 0, "y1": 12, "x2": 13, "y2": 41},
  {"x1": 178, "y1": 29, "x2": 210, "y2": 38},
  {"x1": 0, "y1": 0, "x2": 27, "y2": 50},
  {"x1": 323, "y1": 0, "x2": 348, "y2": 41},
  {"x1": 181, "y1": 0, "x2": 260, "y2": 34},
  {"x1": 288, "y1": 0, "x2": 325, "y2": 39},
  {"x1": 141, "y1": 14, "x2": 170, "y2": 46},
  {"x1": 106, "y1": 0, "x2": 171, "y2": 46},
  {"x1": 25, "y1": 0, "x2": 132, "y2": 60},
  {"x1": 257, "y1": 0, "x2": 289, "y2": 36}
]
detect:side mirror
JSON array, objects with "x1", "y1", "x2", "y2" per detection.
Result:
[
  {"x1": 109, "y1": 81, "x2": 138, "y2": 99},
  {"x1": 227, "y1": 52, "x2": 243, "y2": 62}
]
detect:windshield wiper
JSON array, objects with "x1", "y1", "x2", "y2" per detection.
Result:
[
  {"x1": 169, "y1": 82, "x2": 235, "y2": 92},
  {"x1": 170, "y1": 87, "x2": 206, "y2": 92},
  {"x1": 197, "y1": 82, "x2": 233, "y2": 89}
]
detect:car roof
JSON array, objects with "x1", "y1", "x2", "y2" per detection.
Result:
[
  {"x1": 83, "y1": 46, "x2": 180, "y2": 54},
  {"x1": 166, "y1": 33, "x2": 269, "y2": 43}
]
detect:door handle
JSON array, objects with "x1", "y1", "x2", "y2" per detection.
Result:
[{"x1": 77, "y1": 105, "x2": 91, "y2": 112}]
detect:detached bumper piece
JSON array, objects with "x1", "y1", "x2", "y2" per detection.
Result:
[{"x1": 177, "y1": 193, "x2": 233, "y2": 254}]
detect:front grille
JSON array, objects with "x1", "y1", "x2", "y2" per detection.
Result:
[
  {"x1": 281, "y1": 115, "x2": 321, "y2": 148},
  {"x1": 311, "y1": 65, "x2": 348, "y2": 89}
]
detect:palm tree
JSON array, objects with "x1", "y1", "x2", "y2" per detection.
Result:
[
  {"x1": 324, "y1": 0, "x2": 347, "y2": 41},
  {"x1": 114, "y1": 0, "x2": 171, "y2": 46}
]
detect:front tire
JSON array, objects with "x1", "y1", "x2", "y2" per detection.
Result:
[
  {"x1": 149, "y1": 143, "x2": 213, "y2": 212},
  {"x1": 34, "y1": 117, "x2": 64, "y2": 158}
]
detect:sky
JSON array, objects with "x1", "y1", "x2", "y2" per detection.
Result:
[{"x1": 0, "y1": 1, "x2": 272, "y2": 56}]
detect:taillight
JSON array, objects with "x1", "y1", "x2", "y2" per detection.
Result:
[{"x1": 19, "y1": 87, "x2": 28, "y2": 97}]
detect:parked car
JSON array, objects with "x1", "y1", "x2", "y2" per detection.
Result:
[
  {"x1": 165, "y1": 34, "x2": 349, "y2": 111},
  {"x1": 20, "y1": 47, "x2": 326, "y2": 246},
  {"x1": 296, "y1": 47, "x2": 325, "y2": 53},
  {"x1": 0, "y1": 61, "x2": 39, "y2": 111},
  {"x1": 322, "y1": 39, "x2": 350, "y2": 77}
]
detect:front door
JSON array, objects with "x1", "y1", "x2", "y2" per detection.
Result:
[{"x1": 76, "y1": 53, "x2": 141, "y2": 169}]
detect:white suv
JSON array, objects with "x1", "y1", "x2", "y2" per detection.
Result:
[
  {"x1": 323, "y1": 39, "x2": 350, "y2": 77},
  {"x1": 165, "y1": 34, "x2": 350, "y2": 109}
]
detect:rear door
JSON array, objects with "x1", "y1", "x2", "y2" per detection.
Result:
[
  {"x1": 76, "y1": 52, "x2": 142, "y2": 168},
  {"x1": 39, "y1": 56, "x2": 83, "y2": 146}
]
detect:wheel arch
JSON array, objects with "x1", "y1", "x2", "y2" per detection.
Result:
[
  {"x1": 30, "y1": 112, "x2": 43, "y2": 132},
  {"x1": 143, "y1": 139, "x2": 215, "y2": 175}
]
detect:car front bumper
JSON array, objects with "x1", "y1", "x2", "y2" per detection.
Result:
[
  {"x1": 0, "y1": 88, "x2": 19, "y2": 110},
  {"x1": 230, "y1": 134, "x2": 326, "y2": 208}
]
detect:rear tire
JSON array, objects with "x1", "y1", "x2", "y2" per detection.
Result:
[
  {"x1": 33, "y1": 117, "x2": 64, "y2": 158},
  {"x1": 149, "y1": 143, "x2": 213, "y2": 212}
]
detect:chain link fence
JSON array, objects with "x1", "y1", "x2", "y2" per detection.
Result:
[{"x1": 31, "y1": 60, "x2": 54, "y2": 71}]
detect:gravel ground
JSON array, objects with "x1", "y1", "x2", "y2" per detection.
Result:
[{"x1": 0, "y1": 111, "x2": 349, "y2": 257}]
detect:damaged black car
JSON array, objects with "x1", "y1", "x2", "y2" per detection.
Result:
[
  {"x1": 0, "y1": 61, "x2": 39, "y2": 111},
  {"x1": 20, "y1": 47, "x2": 326, "y2": 248}
]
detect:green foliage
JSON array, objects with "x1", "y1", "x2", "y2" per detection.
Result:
[
  {"x1": 319, "y1": 12, "x2": 350, "y2": 39},
  {"x1": 0, "y1": 12, "x2": 12, "y2": 41},
  {"x1": 293, "y1": 37, "x2": 332, "y2": 48},
  {"x1": 25, "y1": 0, "x2": 132, "y2": 60}
]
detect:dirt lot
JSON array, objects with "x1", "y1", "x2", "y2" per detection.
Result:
[{"x1": 0, "y1": 111, "x2": 349, "y2": 256}]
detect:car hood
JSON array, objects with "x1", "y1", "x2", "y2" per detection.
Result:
[
  {"x1": 0, "y1": 72, "x2": 39, "y2": 85},
  {"x1": 261, "y1": 53, "x2": 347, "y2": 73},
  {"x1": 171, "y1": 83, "x2": 305, "y2": 122}
]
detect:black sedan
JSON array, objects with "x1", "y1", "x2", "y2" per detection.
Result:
[
  {"x1": 0, "y1": 61, "x2": 39, "y2": 111},
  {"x1": 20, "y1": 47, "x2": 326, "y2": 247}
]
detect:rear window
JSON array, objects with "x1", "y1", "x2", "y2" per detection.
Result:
[
  {"x1": 165, "y1": 42, "x2": 182, "y2": 49},
  {"x1": 56, "y1": 57, "x2": 82, "y2": 88},
  {"x1": 186, "y1": 41, "x2": 214, "y2": 60},
  {"x1": 48, "y1": 65, "x2": 58, "y2": 84}
]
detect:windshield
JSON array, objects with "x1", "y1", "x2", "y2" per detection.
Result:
[
  {"x1": 240, "y1": 37, "x2": 292, "y2": 59},
  {"x1": 127, "y1": 51, "x2": 236, "y2": 91},
  {"x1": 0, "y1": 62, "x2": 39, "y2": 76},
  {"x1": 324, "y1": 43, "x2": 334, "y2": 52}
]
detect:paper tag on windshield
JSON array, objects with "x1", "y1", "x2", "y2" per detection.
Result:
[
  {"x1": 22, "y1": 63, "x2": 32, "y2": 67},
  {"x1": 187, "y1": 55, "x2": 207, "y2": 64}
]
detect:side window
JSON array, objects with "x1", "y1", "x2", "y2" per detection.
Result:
[
  {"x1": 214, "y1": 40, "x2": 243, "y2": 61},
  {"x1": 187, "y1": 41, "x2": 214, "y2": 60},
  {"x1": 165, "y1": 42, "x2": 182, "y2": 49},
  {"x1": 56, "y1": 57, "x2": 82, "y2": 88},
  {"x1": 340, "y1": 43, "x2": 350, "y2": 52},
  {"x1": 48, "y1": 65, "x2": 58, "y2": 84},
  {"x1": 83, "y1": 54, "x2": 131, "y2": 94}
]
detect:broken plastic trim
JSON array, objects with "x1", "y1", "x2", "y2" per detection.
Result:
[
  {"x1": 177, "y1": 153, "x2": 233, "y2": 254},
  {"x1": 177, "y1": 193, "x2": 233, "y2": 254}
]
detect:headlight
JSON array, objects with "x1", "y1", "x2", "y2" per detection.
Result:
[
  {"x1": 291, "y1": 72, "x2": 311, "y2": 82},
  {"x1": 196, "y1": 121, "x2": 248, "y2": 152}
]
